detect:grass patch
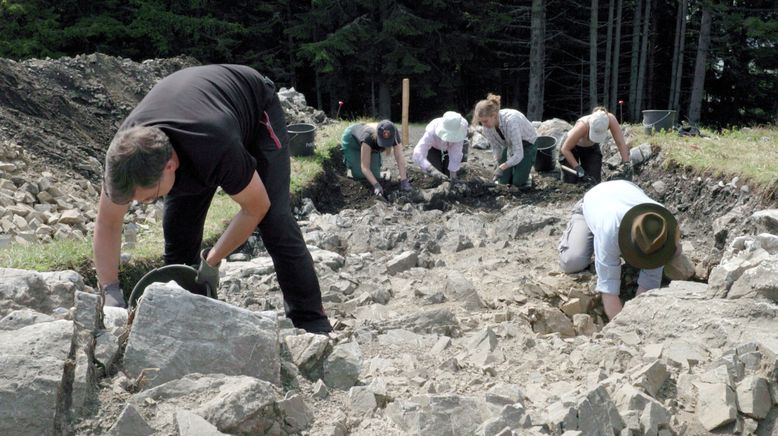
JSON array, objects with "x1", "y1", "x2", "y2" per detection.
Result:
[
  {"x1": 631, "y1": 125, "x2": 778, "y2": 187},
  {"x1": 0, "y1": 120, "x2": 349, "y2": 281}
]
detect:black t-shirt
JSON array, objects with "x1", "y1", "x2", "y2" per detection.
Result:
[
  {"x1": 120, "y1": 64, "x2": 275, "y2": 196},
  {"x1": 350, "y1": 124, "x2": 399, "y2": 152}
]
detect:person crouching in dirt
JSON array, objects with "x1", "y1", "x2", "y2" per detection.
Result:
[
  {"x1": 559, "y1": 107, "x2": 631, "y2": 184},
  {"x1": 558, "y1": 180, "x2": 690, "y2": 320},
  {"x1": 412, "y1": 111, "x2": 469, "y2": 183},
  {"x1": 473, "y1": 93, "x2": 538, "y2": 189},
  {"x1": 94, "y1": 64, "x2": 332, "y2": 334},
  {"x1": 340, "y1": 120, "x2": 412, "y2": 196}
]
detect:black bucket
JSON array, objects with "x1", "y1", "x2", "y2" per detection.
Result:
[
  {"x1": 128, "y1": 264, "x2": 215, "y2": 309},
  {"x1": 287, "y1": 123, "x2": 316, "y2": 156},
  {"x1": 533, "y1": 136, "x2": 557, "y2": 172},
  {"x1": 642, "y1": 110, "x2": 676, "y2": 135}
]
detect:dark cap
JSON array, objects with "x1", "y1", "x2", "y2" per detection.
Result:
[{"x1": 376, "y1": 120, "x2": 398, "y2": 148}]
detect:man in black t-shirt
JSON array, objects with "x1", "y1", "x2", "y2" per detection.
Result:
[{"x1": 94, "y1": 64, "x2": 332, "y2": 333}]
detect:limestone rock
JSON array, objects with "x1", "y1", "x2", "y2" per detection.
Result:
[
  {"x1": 322, "y1": 341, "x2": 362, "y2": 389},
  {"x1": 123, "y1": 284, "x2": 280, "y2": 390}
]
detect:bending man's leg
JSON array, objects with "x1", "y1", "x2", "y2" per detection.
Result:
[
  {"x1": 558, "y1": 200, "x2": 593, "y2": 273},
  {"x1": 163, "y1": 189, "x2": 216, "y2": 266},
  {"x1": 255, "y1": 95, "x2": 331, "y2": 333}
]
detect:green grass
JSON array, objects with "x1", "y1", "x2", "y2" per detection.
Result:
[
  {"x1": 0, "y1": 120, "x2": 348, "y2": 283},
  {"x1": 631, "y1": 125, "x2": 778, "y2": 187}
]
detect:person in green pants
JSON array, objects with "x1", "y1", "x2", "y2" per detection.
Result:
[
  {"x1": 340, "y1": 120, "x2": 412, "y2": 196},
  {"x1": 472, "y1": 93, "x2": 538, "y2": 188}
]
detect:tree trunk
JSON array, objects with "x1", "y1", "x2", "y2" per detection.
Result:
[
  {"x1": 628, "y1": 0, "x2": 643, "y2": 121},
  {"x1": 315, "y1": 71, "x2": 322, "y2": 111},
  {"x1": 527, "y1": 0, "x2": 545, "y2": 121},
  {"x1": 670, "y1": 0, "x2": 688, "y2": 114},
  {"x1": 609, "y1": 0, "x2": 623, "y2": 112},
  {"x1": 688, "y1": 5, "x2": 712, "y2": 125},
  {"x1": 378, "y1": 81, "x2": 391, "y2": 119},
  {"x1": 589, "y1": 0, "x2": 599, "y2": 110},
  {"x1": 604, "y1": 0, "x2": 614, "y2": 109},
  {"x1": 634, "y1": 0, "x2": 651, "y2": 118}
]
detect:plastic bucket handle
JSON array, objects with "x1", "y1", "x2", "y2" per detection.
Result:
[{"x1": 642, "y1": 111, "x2": 673, "y2": 128}]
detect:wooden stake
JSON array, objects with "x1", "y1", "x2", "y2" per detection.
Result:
[{"x1": 401, "y1": 78, "x2": 409, "y2": 146}]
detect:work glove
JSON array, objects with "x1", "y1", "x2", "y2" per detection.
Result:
[
  {"x1": 372, "y1": 182, "x2": 384, "y2": 196},
  {"x1": 399, "y1": 178, "x2": 412, "y2": 192},
  {"x1": 427, "y1": 166, "x2": 448, "y2": 181},
  {"x1": 493, "y1": 165, "x2": 504, "y2": 178},
  {"x1": 195, "y1": 248, "x2": 220, "y2": 296},
  {"x1": 101, "y1": 282, "x2": 127, "y2": 309},
  {"x1": 618, "y1": 161, "x2": 633, "y2": 180},
  {"x1": 575, "y1": 165, "x2": 586, "y2": 178}
]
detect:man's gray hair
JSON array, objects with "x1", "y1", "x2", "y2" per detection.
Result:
[{"x1": 103, "y1": 126, "x2": 172, "y2": 204}]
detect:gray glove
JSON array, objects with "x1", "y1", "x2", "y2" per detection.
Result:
[
  {"x1": 493, "y1": 165, "x2": 504, "y2": 179},
  {"x1": 372, "y1": 183, "x2": 384, "y2": 196},
  {"x1": 102, "y1": 282, "x2": 127, "y2": 309},
  {"x1": 618, "y1": 161, "x2": 633, "y2": 180},
  {"x1": 399, "y1": 178, "x2": 412, "y2": 191},
  {"x1": 195, "y1": 248, "x2": 220, "y2": 295},
  {"x1": 575, "y1": 165, "x2": 586, "y2": 178},
  {"x1": 427, "y1": 166, "x2": 448, "y2": 180}
]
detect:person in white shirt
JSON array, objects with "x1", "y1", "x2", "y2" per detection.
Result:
[
  {"x1": 412, "y1": 111, "x2": 468, "y2": 182},
  {"x1": 558, "y1": 180, "x2": 688, "y2": 319},
  {"x1": 472, "y1": 93, "x2": 538, "y2": 188}
]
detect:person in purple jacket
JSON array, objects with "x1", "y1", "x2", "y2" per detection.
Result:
[
  {"x1": 412, "y1": 111, "x2": 468, "y2": 183},
  {"x1": 94, "y1": 64, "x2": 332, "y2": 333}
]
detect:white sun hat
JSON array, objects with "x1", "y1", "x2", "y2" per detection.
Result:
[
  {"x1": 588, "y1": 110, "x2": 610, "y2": 143},
  {"x1": 435, "y1": 111, "x2": 467, "y2": 142}
]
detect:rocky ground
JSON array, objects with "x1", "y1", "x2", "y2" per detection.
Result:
[{"x1": 1, "y1": 54, "x2": 778, "y2": 436}]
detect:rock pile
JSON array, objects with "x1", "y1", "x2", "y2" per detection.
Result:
[{"x1": 3, "y1": 197, "x2": 776, "y2": 434}]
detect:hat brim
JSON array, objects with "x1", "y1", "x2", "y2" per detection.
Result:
[
  {"x1": 436, "y1": 128, "x2": 466, "y2": 143},
  {"x1": 376, "y1": 136, "x2": 396, "y2": 148},
  {"x1": 618, "y1": 203, "x2": 678, "y2": 269},
  {"x1": 588, "y1": 130, "x2": 608, "y2": 144}
]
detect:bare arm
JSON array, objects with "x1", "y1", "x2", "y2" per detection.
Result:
[
  {"x1": 93, "y1": 189, "x2": 130, "y2": 287},
  {"x1": 360, "y1": 143, "x2": 380, "y2": 186},
  {"x1": 608, "y1": 113, "x2": 630, "y2": 162},
  {"x1": 561, "y1": 122, "x2": 587, "y2": 169},
  {"x1": 205, "y1": 171, "x2": 270, "y2": 266}
]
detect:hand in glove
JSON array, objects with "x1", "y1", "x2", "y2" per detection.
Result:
[
  {"x1": 618, "y1": 161, "x2": 633, "y2": 180},
  {"x1": 493, "y1": 165, "x2": 504, "y2": 178},
  {"x1": 427, "y1": 166, "x2": 448, "y2": 180},
  {"x1": 575, "y1": 165, "x2": 586, "y2": 178},
  {"x1": 195, "y1": 248, "x2": 220, "y2": 295},
  {"x1": 101, "y1": 282, "x2": 127, "y2": 309},
  {"x1": 372, "y1": 183, "x2": 384, "y2": 196},
  {"x1": 399, "y1": 179, "x2": 412, "y2": 192}
]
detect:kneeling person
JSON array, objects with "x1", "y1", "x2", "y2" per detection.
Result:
[
  {"x1": 340, "y1": 120, "x2": 412, "y2": 195},
  {"x1": 558, "y1": 180, "x2": 688, "y2": 319},
  {"x1": 412, "y1": 111, "x2": 468, "y2": 182}
]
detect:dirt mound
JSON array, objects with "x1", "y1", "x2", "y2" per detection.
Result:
[{"x1": 0, "y1": 53, "x2": 198, "y2": 181}]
